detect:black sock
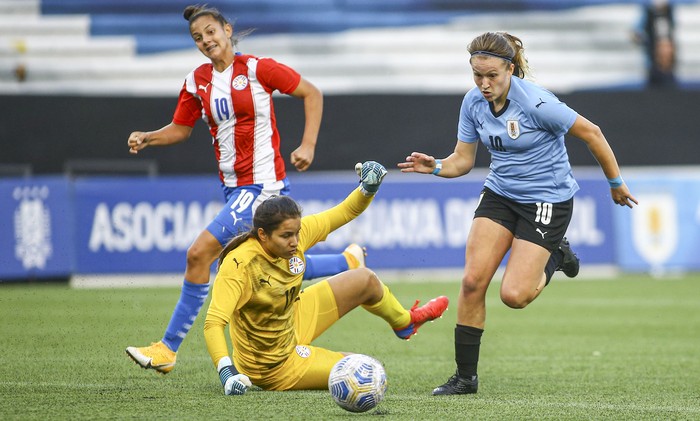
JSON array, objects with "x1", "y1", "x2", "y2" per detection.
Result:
[
  {"x1": 455, "y1": 324, "x2": 483, "y2": 378},
  {"x1": 544, "y1": 248, "x2": 563, "y2": 285}
]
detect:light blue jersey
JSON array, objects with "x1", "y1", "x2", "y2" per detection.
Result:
[{"x1": 458, "y1": 76, "x2": 579, "y2": 203}]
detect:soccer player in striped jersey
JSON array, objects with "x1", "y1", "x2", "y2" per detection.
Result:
[
  {"x1": 205, "y1": 161, "x2": 448, "y2": 395},
  {"x1": 125, "y1": 4, "x2": 365, "y2": 374},
  {"x1": 398, "y1": 32, "x2": 637, "y2": 395}
]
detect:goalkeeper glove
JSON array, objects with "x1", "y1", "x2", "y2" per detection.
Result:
[
  {"x1": 217, "y1": 356, "x2": 251, "y2": 396},
  {"x1": 355, "y1": 161, "x2": 387, "y2": 196}
]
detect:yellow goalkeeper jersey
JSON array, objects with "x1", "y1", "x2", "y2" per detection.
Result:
[{"x1": 204, "y1": 187, "x2": 372, "y2": 376}]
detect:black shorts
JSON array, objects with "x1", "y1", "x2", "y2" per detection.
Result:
[{"x1": 474, "y1": 187, "x2": 574, "y2": 251}]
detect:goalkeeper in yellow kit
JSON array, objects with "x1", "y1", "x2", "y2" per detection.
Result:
[{"x1": 204, "y1": 161, "x2": 449, "y2": 395}]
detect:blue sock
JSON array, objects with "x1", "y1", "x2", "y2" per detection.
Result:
[
  {"x1": 162, "y1": 280, "x2": 210, "y2": 352},
  {"x1": 303, "y1": 254, "x2": 349, "y2": 280}
]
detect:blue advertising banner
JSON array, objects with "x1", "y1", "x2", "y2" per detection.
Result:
[
  {"x1": 73, "y1": 176, "x2": 223, "y2": 273},
  {"x1": 3, "y1": 168, "x2": 682, "y2": 280},
  {"x1": 67, "y1": 171, "x2": 617, "y2": 273},
  {"x1": 0, "y1": 177, "x2": 74, "y2": 280},
  {"x1": 614, "y1": 171, "x2": 700, "y2": 273}
]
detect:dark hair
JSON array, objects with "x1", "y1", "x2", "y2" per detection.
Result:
[
  {"x1": 183, "y1": 4, "x2": 229, "y2": 28},
  {"x1": 217, "y1": 195, "x2": 302, "y2": 269},
  {"x1": 183, "y1": 4, "x2": 254, "y2": 47},
  {"x1": 468, "y1": 32, "x2": 531, "y2": 79}
]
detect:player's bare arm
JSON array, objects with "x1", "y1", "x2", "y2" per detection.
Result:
[
  {"x1": 399, "y1": 141, "x2": 476, "y2": 178},
  {"x1": 568, "y1": 115, "x2": 638, "y2": 208},
  {"x1": 289, "y1": 77, "x2": 322, "y2": 171},
  {"x1": 128, "y1": 123, "x2": 193, "y2": 154}
]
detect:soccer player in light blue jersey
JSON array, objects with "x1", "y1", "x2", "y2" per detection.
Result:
[{"x1": 398, "y1": 31, "x2": 637, "y2": 395}]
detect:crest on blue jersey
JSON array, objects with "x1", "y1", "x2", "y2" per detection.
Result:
[
  {"x1": 289, "y1": 256, "x2": 305, "y2": 274},
  {"x1": 232, "y1": 75, "x2": 249, "y2": 90},
  {"x1": 507, "y1": 120, "x2": 520, "y2": 140}
]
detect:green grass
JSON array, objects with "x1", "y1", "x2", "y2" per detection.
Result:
[{"x1": 2, "y1": 274, "x2": 700, "y2": 420}]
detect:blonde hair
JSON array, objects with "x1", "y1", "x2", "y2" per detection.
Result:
[{"x1": 468, "y1": 32, "x2": 532, "y2": 79}]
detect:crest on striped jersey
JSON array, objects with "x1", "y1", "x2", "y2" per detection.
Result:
[{"x1": 232, "y1": 75, "x2": 249, "y2": 91}]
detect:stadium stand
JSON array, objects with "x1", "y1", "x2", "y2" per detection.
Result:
[{"x1": 1, "y1": 0, "x2": 699, "y2": 95}]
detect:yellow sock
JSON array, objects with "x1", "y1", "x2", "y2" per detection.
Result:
[{"x1": 361, "y1": 284, "x2": 411, "y2": 329}]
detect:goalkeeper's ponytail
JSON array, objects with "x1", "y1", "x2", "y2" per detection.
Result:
[{"x1": 218, "y1": 232, "x2": 253, "y2": 270}]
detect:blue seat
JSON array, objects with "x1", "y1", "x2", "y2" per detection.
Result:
[{"x1": 40, "y1": 0, "x2": 654, "y2": 54}]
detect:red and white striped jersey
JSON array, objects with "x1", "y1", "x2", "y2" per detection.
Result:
[{"x1": 172, "y1": 54, "x2": 301, "y2": 187}]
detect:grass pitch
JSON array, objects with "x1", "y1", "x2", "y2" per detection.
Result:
[{"x1": 1, "y1": 274, "x2": 699, "y2": 420}]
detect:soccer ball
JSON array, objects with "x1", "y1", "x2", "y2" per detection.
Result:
[{"x1": 328, "y1": 354, "x2": 387, "y2": 413}]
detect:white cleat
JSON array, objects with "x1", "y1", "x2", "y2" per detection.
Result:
[{"x1": 125, "y1": 341, "x2": 177, "y2": 374}]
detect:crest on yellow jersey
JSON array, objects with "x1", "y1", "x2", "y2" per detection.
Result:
[{"x1": 289, "y1": 256, "x2": 305, "y2": 274}]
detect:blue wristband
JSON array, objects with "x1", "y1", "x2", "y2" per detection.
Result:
[
  {"x1": 607, "y1": 176, "x2": 624, "y2": 188},
  {"x1": 432, "y1": 159, "x2": 442, "y2": 175}
]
